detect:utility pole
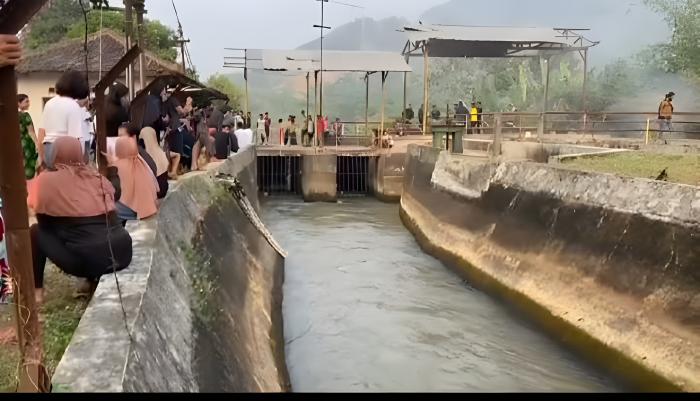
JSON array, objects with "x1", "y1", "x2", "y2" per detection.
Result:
[
  {"x1": 0, "y1": 0, "x2": 52, "y2": 393},
  {"x1": 314, "y1": 0, "x2": 330, "y2": 120},
  {"x1": 172, "y1": 0, "x2": 190, "y2": 74},
  {"x1": 123, "y1": 0, "x2": 135, "y2": 98},
  {"x1": 133, "y1": 0, "x2": 146, "y2": 90},
  {"x1": 312, "y1": 0, "x2": 362, "y2": 119}
]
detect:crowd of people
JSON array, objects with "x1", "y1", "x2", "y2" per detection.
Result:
[
  {"x1": 274, "y1": 110, "x2": 345, "y2": 147},
  {"x1": 1, "y1": 58, "x2": 260, "y2": 305},
  {"x1": 405, "y1": 100, "x2": 484, "y2": 129}
]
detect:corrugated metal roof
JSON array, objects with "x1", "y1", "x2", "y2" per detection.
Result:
[
  {"x1": 404, "y1": 24, "x2": 567, "y2": 45},
  {"x1": 248, "y1": 49, "x2": 412, "y2": 73},
  {"x1": 402, "y1": 24, "x2": 593, "y2": 58}
]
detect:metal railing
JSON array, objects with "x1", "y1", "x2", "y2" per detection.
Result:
[{"x1": 422, "y1": 111, "x2": 700, "y2": 140}]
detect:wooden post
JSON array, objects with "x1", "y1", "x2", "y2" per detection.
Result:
[
  {"x1": 94, "y1": 45, "x2": 142, "y2": 174},
  {"x1": 582, "y1": 49, "x2": 589, "y2": 138},
  {"x1": 493, "y1": 113, "x2": 503, "y2": 159},
  {"x1": 402, "y1": 54, "x2": 409, "y2": 122},
  {"x1": 314, "y1": 70, "x2": 319, "y2": 149},
  {"x1": 542, "y1": 57, "x2": 551, "y2": 114},
  {"x1": 364, "y1": 72, "x2": 370, "y2": 137},
  {"x1": 645, "y1": 118, "x2": 651, "y2": 145},
  {"x1": 0, "y1": 0, "x2": 51, "y2": 392},
  {"x1": 541, "y1": 56, "x2": 550, "y2": 136},
  {"x1": 306, "y1": 72, "x2": 310, "y2": 124},
  {"x1": 422, "y1": 44, "x2": 430, "y2": 136},
  {"x1": 380, "y1": 71, "x2": 388, "y2": 137},
  {"x1": 244, "y1": 49, "x2": 250, "y2": 117},
  {"x1": 0, "y1": 66, "x2": 49, "y2": 395}
]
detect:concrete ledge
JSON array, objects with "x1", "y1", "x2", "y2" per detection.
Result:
[
  {"x1": 52, "y1": 148, "x2": 290, "y2": 392},
  {"x1": 401, "y1": 145, "x2": 700, "y2": 392},
  {"x1": 301, "y1": 154, "x2": 337, "y2": 202},
  {"x1": 370, "y1": 153, "x2": 406, "y2": 203},
  {"x1": 548, "y1": 148, "x2": 631, "y2": 164}
]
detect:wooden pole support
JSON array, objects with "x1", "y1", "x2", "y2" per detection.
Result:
[{"x1": 0, "y1": 0, "x2": 52, "y2": 392}]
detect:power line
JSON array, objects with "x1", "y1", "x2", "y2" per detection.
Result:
[{"x1": 329, "y1": 0, "x2": 364, "y2": 9}]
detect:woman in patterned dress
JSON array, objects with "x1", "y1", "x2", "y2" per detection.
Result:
[{"x1": 18, "y1": 94, "x2": 39, "y2": 180}]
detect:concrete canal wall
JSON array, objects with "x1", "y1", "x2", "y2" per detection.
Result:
[
  {"x1": 400, "y1": 145, "x2": 700, "y2": 391},
  {"x1": 52, "y1": 149, "x2": 290, "y2": 392}
]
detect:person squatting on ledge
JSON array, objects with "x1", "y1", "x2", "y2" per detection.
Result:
[{"x1": 28, "y1": 137, "x2": 133, "y2": 305}]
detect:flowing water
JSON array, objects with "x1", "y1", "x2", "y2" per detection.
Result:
[{"x1": 262, "y1": 198, "x2": 623, "y2": 392}]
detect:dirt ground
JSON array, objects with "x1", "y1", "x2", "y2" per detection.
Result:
[{"x1": 0, "y1": 266, "x2": 89, "y2": 393}]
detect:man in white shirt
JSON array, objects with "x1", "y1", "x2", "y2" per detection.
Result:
[
  {"x1": 38, "y1": 71, "x2": 90, "y2": 168},
  {"x1": 234, "y1": 121, "x2": 253, "y2": 151}
]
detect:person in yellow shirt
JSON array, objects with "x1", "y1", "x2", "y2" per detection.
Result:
[
  {"x1": 658, "y1": 92, "x2": 674, "y2": 137},
  {"x1": 470, "y1": 102, "x2": 479, "y2": 129}
]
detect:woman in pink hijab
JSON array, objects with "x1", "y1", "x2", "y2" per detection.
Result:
[
  {"x1": 28, "y1": 136, "x2": 132, "y2": 303},
  {"x1": 111, "y1": 137, "x2": 159, "y2": 223}
]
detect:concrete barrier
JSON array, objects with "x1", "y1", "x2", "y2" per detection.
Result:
[
  {"x1": 463, "y1": 139, "x2": 631, "y2": 162},
  {"x1": 401, "y1": 145, "x2": 700, "y2": 392},
  {"x1": 369, "y1": 153, "x2": 406, "y2": 202},
  {"x1": 301, "y1": 154, "x2": 337, "y2": 202},
  {"x1": 52, "y1": 148, "x2": 290, "y2": 392}
]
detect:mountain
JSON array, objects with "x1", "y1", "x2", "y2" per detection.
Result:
[
  {"x1": 298, "y1": 16, "x2": 409, "y2": 51},
  {"x1": 233, "y1": 1, "x2": 683, "y2": 119},
  {"x1": 297, "y1": 1, "x2": 669, "y2": 65}
]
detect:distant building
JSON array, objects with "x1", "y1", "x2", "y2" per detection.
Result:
[{"x1": 17, "y1": 29, "x2": 179, "y2": 123}]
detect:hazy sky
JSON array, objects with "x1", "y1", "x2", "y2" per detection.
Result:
[{"x1": 147, "y1": 0, "x2": 438, "y2": 79}]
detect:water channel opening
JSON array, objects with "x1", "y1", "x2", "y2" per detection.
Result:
[
  {"x1": 337, "y1": 156, "x2": 370, "y2": 197},
  {"x1": 257, "y1": 156, "x2": 302, "y2": 195},
  {"x1": 262, "y1": 198, "x2": 625, "y2": 392}
]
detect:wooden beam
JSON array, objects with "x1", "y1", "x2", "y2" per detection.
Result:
[
  {"x1": 94, "y1": 45, "x2": 142, "y2": 174},
  {"x1": 0, "y1": 0, "x2": 52, "y2": 393}
]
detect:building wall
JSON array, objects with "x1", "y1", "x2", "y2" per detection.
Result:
[
  {"x1": 17, "y1": 72, "x2": 57, "y2": 125},
  {"x1": 17, "y1": 72, "x2": 153, "y2": 128}
]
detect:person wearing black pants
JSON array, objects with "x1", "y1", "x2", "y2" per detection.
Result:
[
  {"x1": 28, "y1": 137, "x2": 133, "y2": 303},
  {"x1": 31, "y1": 215, "x2": 132, "y2": 291}
]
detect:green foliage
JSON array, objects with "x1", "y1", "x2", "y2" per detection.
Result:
[
  {"x1": 142, "y1": 20, "x2": 178, "y2": 62},
  {"x1": 181, "y1": 243, "x2": 220, "y2": 329},
  {"x1": 642, "y1": 0, "x2": 700, "y2": 78},
  {"x1": 65, "y1": 9, "x2": 122, "y2": 39},
  {"x1": 27, "y1": 0, "x2": 178, "y2": 62},
  {"x1": 207, "y1": 73, "x2": 244, "y2": 110},
  {"x1": 26, "y1": 0, "x2": 84, "y2": 50}
]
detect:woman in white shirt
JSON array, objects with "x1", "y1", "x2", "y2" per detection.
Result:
[{"x1": 38, "y1": 71, "x2": 90, "y2": 169}]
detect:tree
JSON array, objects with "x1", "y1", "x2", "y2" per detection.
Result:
[
  {"x1": 643, "y1": 0, "x2": 700, "y2": 77},
  {"x1": 27, "y1": 0, "x2": 178, "y2": 62},
  {"x1": 207, "y1": 74, "x2": 243, "y2": 111},
  {"x1": 25, "y1": 0, "x2": 84, "y2": 50}
]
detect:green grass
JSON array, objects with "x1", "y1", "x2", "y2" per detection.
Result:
[
  {"x1": 564, "y1": 152, "x2": 700, "y2": 187},
  {"x1": 0, "y1": 266, "x2": 89, "y2": 393}
]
